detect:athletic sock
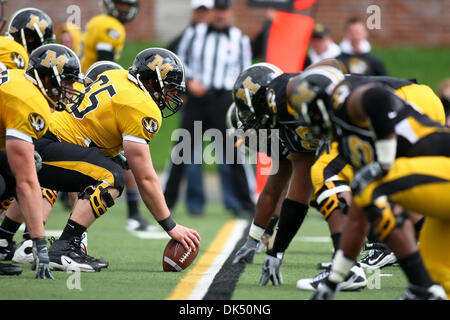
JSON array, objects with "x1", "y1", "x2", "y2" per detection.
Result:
[
  {"x1": 22, "y1": 227, "x2": 31, "y2": 240},
  {"x1": 0, "y1": 216, "x2": 21, "y2": 241},
  {"x1": 126, "y1": 188, "x2": 140, "y2": 218},
  {"x1": 59, "y1": 219, "x2": 86, "y2": 240},
  {"x1": 398, "y1": 251, "x2": 434, "y2": 288},
  {"x1": 269, "y1": 199, "x2": 308, "y2": 256},
  {"x1": 331, "y1": 232, "x2": 341, "y2": 253}
]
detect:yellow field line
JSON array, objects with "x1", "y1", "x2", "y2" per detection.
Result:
[{"x1": 166, "y1": 219, "x2": 238, "y2": 300}]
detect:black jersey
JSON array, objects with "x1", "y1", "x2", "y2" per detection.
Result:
[
  {"x1": 331, "y1": 75, "x2": 449, "y2": 170},
  {"x1": 266, "y1": 73, "x2": 321, "y2": 154}
]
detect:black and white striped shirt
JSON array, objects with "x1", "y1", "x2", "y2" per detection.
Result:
[{"x1": 177, "y1": 22, "x2": 252, "y2": 91}]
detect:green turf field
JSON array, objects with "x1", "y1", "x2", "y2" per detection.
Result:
[{"x1": 0, "y1": 198, "x2": 407, "y2": 300}]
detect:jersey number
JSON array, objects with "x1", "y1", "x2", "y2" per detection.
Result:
[
  {"x1": 70, "y1": 74, "x2": 117, "y2": 119},
  {"x1": 348, "y1": 135, "x2": 374, "y2": 168},
  {"x1": 296, "y1": 126, "x2": 320, "y2": 151}
]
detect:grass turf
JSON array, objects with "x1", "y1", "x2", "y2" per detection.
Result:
[{"x1": 1, "y1": 199, "x2": 407, "y2": 300}]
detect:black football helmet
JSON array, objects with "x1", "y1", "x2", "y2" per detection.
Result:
[
  {"x1": 232, "y1": 62, "x2": 283, "y2": 131},
  {"x1": 287, "y1": 66, "x2": 345, "y2": 141},
  {"x1": 128, "y1": 47, "x2": 186, "y2": 118},
  {"x1": 104, "y1": 0, "x2": 139, "y2": 23},
  {"x1": 6, "y1": 8, "x2": 55, "y2": 54},
  {"x1": 25, "y1": 44, "x2": 84, "y2": 111},
  {"x1": 85, "y1": 60, "x2": 123, "y2": 86}
]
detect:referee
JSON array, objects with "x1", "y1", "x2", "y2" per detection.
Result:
[{"x1": 164, "y1": 0, "x2": 255, "y2": 217}]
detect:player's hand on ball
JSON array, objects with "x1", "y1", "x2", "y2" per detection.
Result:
[{"x1": 167, "y1": 224, "x2": 201, "y2": 252}]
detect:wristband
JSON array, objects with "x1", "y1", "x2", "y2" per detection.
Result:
[{"x1": 157, "y1": 215, "x2": 177, "y2": 232}]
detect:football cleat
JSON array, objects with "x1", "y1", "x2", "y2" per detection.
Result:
[
  {"x1": 310, "y1": 280, "x2": 336, "y2": 300},
  {"x1": 397, "y1": 283, "x2": 447, "y2": 300},
  {"x1": 359, "y1": 242, "x2": 397, "y2": 269},
  {"x1": 48, "y1": 237, "x2": 103, "y2": 272},
  {"x1": 12, "y1": 239, "x2": 34, "y2": 264},
  {"x1": 126, "y1": 213, "x2": 159, "y2": 232},
  {"x1": 0, "y1": 238, "x2": 17, "y2": 261},
  {"x1": 297, "y1": 263, "x2": 367, "y2": 291},
  {"x1": 0, "y1": 262, "x2": 22, "y2": 276}
]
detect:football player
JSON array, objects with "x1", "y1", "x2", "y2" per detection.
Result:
[
  {"x1": 288, "y1": 66, "x2": 449, "y2": 299},
  {"x1": 4, "y1": 48, "x2": 200, "y2": 272},
  {"x1": 80, "y1": 0, "x2": 139, "y2": 73},
  {"x1": 0, "y1": 44, "x2": 80, "y2": 279},
  {"x1": 292, "y1": 69, "x2": 445, "y2": 290},
  {"x1": 81, "y1": 0, "x2": 149, "y2": 231},
  {"x1": 228, "y1": 62, "x2": 364, "y2": 289},
  {"x1": 0, "y1": 7, "x2": 55, "y2": 70}
]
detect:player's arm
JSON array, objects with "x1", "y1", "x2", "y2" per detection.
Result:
[
  {"x1": 253, "y1": 158, "x2": 292, "y2": 230},
  {"x1": 123, "y1": 140, "x2": 200, "y2": 251},
  {"x1": 347, "y1": 84, "x2": 398, "y2": 171},
  {"x1": 6, "y1": 138, "x2": 44, "y2": 239}
]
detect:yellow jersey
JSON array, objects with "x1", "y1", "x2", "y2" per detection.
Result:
[
  {"x1": 80, "y1": 14, "x2": 126, "y2": 73},
  {"x1": 49, "y1": 69, "x2": 162, "y2": 157},
  {"x1": 0, "y1": 36, "x2": 29, "y2": 70},
  {"x1": 0, "y1": 69, "x2": 51, "y2": 149}
]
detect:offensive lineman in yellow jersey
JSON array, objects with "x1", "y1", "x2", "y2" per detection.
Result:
[
  {"x1": 0, "y1": 43, "x2": 85, "y2": 279},
  {"x1": 52, "y1": 48, "x2": 200, "y2": 268},
  {"x1": 51, "y1": 68, "x2": 161, "y2": 157},
  {"x1": 80, "y1": 0, "x2": 138, "y2": 73},
  {"x1": 3, "y1": 48, "x2": 200, "y2": 272},
  {"x1": 0, "y1": 8, "x2": 55, "y2": 70}
]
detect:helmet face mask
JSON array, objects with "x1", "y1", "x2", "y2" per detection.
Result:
[
  {"x1": 26, "y1": 44, "x2": 84, "y2": 111},
  {"x1": 129, "y1": 48, "x2": 186, "y2": 118},
  {"x1": 232, "y1": 63, "x2": 283, "y2": 132},
  {"x1": 288, "y1": 66, "x2": 345, "y2": 142},
  {"x1": 7, "y1": 8, "x2": 55, "y2": 54},
  {"x1": 104, "y1": 0, "x2": 139, "y2": 23}
]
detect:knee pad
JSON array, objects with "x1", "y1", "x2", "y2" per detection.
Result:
[
  {"x1": 365, "y1": 198, "x2": 409, "y2": 241},
  {"x1": 0, "y1": 197, "x2": 13, "y2": 211},
  {"x1": 42, "y1": 188, "x2": 57, "y2": 207},
  {"x1": 316, "y1": 181, "x2": 350, "y2": 220},
  {"x1": 79, "y1": 182, "x2": 115, "y2": 218}
]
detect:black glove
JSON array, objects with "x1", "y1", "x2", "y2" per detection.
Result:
[
  {"x1": 32, "y1": 238, "x2": 54, "y2": 280},
  {"x1": 111, "y1": 151, "x2": 129, "y2": 170},
  {"x1": 34, "y1": 151, "x2": 42, "y2": 172},
  {"x1": 351, "y1": 162, "x2": 385, "y2": 195},
  {"x1": 259, "y1": 254, "x2": 283, "y2": 286},
  {"x1": 233, "y1": 238, "x2": 259, "y2": 264}
]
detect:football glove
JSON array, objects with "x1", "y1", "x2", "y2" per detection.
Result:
[
  {"x1": 34, "y1": 151, "x2": 42, "y2": 172},
  {"x1": 259, "y1": 254, "x2": 283, "y2": 286},
  {"x1": 310, "y1": 280, "x2": 337, "y2": 300},
  {"x1": 350, "y1": 162, "x2": 385, "y2": 195},
  {"x1": 233, "y1": 238, "x2": 259, "y2": 264},
  {"x1": 32, "y1": 238, "x2": 54, "y2": 280},
  {"x1": 111, "y1": 151, "x2": 129, "y2": 170}
]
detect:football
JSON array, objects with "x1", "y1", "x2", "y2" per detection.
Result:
[{"x1": 162, "y1": 239, "x2": 199, "y2": 272}]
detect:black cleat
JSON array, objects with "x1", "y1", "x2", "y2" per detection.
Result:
[
  {"x1": 48, "y1": 237, "x2": 102, "y2": 272},
  {"x1": 0, "y1": 262, "x2": 22, "y2": 275}
]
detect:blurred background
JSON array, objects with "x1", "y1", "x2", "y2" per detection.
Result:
[{"x1": 4, "y1": 0, "x2": 449, "y2": 172}]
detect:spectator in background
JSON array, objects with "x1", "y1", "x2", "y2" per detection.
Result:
[
  {"x1": 56, "y1": 22, "x2": 82, "y2": 56},
  {"x1": 171, "y1": 0, "x2": 255, "y2": 217},
  {"x1": 167, "y1": 0, "x2": 213, "y2": 53},
  {"x1": 303, "y1": 23, "x2": 341, "y2": 69},
  {"x1": 336, "y1": 17, "x2": 388, "y2": 75},
  {"x1": 438, "y1": 78, "x2": 450, "y2": 126}
]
